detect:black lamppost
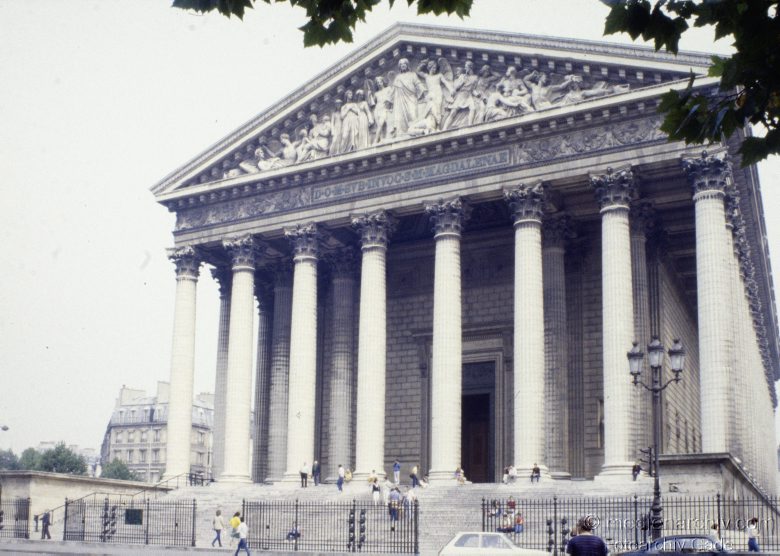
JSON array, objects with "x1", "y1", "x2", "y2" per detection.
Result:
[{"x1": 627, "y1": 336, "x2": 685, "y2": 541}]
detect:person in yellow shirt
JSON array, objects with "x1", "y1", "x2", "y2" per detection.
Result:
[{"x1": 229, "y1": 512, "x2": 241, "y2": 547}]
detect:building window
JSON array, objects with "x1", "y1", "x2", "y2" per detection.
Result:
[
  {"x1": 198, "y1": 432, "x2": 205, "y2": 446},
  {"x1": 139, "y1": 450, "x2": 146, "y2": 463},
  {"x1": 115, "y1": 432, "x2": 123, "y2": 444},
  {"x1": 127, "y1": 450, "x2": 134, "y2": 463},
  {"x1": 119, "y1": 411, "x2": 125, "y2": 423},
  {"x1": 152, "y1": 449, "x2": 159, "y2": 463},
  {"x1": 141, "y1": 431, "x2": 147, "y2": 443},
  {"x1": 197, "y1": 452, "x2": 204, "y2": 465},
  {"x1": 128, "y1": 431, "x2": 135, "y2": 443},
  {"x1": 153, "y1": 429, "x2": 160, "y2": 442}
]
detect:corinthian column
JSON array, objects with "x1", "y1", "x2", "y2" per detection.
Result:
[
  {"x1": 505, "y1": 184, "x2": 547, "y2": 477},
  {"x1": 283, "y1": 223, "x2": 320, "y2": 482},
  {"x1": 252, "y1": 280, "x2": 273, "y2": 483},
  {"x1": 683, "y1": 151, "x2": 733, "y2": 453},
  {"x1": 323, "y1": 248, "x2": 357, "y2": 481},
  {"x1": 353, "y1": 212, "x2": 396, "y2": 480},
  {"x1": 424, "y1": 198, "x2": 469, "y2": 482},
  {"x1": 590, "y1": 166, "x2": 636, "y2": 476},
  {"x1": 219, "y1": 235, "x2": 260, "y2": 483},
  {"x1": 542, "y1": 213, "x2": 573, "y2": 478},
  {"x1": 163, "y1": 247, "x2": 201, "y2": 480},
  {"x1": 210, "y1": 266, "x2": 231, "y2": 480},
  {"x1": 630, "y1": 202, "x2": 655, "y2": 461},
  {"x1": 265, "y1": 261, "x2": 293, "y2": 482}
]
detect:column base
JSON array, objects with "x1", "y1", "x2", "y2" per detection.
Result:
[
  {"x1": 217, "y1": 473, "x2": 252, "y2": 484},
  {"x1": 595, "y1": 462, "x2": 635, "y2": 481},
  {"x1": 550, "y1": 471, "x2": 572, "y2": 480},
  {"x1": 427, "y1": 469, "x2": 461, "y2": 483},
  {"x1": 515, "y1": 464, "x2": 551, "y2": 483},
  {"x1": 352, "y1": 470, "x2": 387, "y2": 483}
]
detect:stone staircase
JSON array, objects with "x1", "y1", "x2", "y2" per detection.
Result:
[{"x1": 164, "y1": 476, "x2": 654, "y2": 555}]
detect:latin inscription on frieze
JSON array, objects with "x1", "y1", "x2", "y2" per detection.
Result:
[{"x1": 312, "y1": 149, "x2": 511, "y2": 203}]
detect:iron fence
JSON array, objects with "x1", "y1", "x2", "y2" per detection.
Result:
[
  {"x1": 482, "y1": 494, "x2": 780, "y2": 554},
  {"x1": 62, "y1": 496, "x2": 196, "y2": 546},
  {"x1": 0, "y1": 497, "x2": 30, "y2": 539},
  {"x1": 243, "y1": 498, "x2": 419, "y2": 553}
]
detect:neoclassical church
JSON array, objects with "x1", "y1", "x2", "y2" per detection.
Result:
[{"x1": 151, "y1": 24, "x2": 779, "y2": 493}]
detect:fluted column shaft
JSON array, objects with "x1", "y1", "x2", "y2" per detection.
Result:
[
  {"x1": 630, "y1": 203, "x2": 654, "y2": 461},
  {"x1": 353, "y1": 213, "x2": 395, "y2": 479},
  {"x1": 283, "y1": 224, "x2": 320, "y2": 482},
  {"x1": 591, "y1": 167, "x2": 636, "y2": 475},
  {"x1": 219, "y1": 235, "x2": 259, "y2": 483},
  {"x1": 252, "y1": 285, "x2": 273, "y2": 483},
  {"x1": 210, "y1": 267, "x2": 231, "y2": 480},
  {"x1": 506, "y1": 185, "x2": 546, "y2": 476},
  {"x1": 325, "y1": 250, "x2": 357, "y2": 481},
  {"x1": 684, "y1": 152, "x2": 733, "y2": 453},
  {"x1": 163, "y1": 247, "x2": 200, "y2": 480},
  {"x1": 265, "y1": 265, "x2": 293, "y2": 482},
  {"x1": 542, "y1": 214, "x2": 571, "y2": 477},
  {"x1": 425, "y1": 198, "x2": 468, "y2": 482}
]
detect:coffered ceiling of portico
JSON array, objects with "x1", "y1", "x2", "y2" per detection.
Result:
[{"x1": 151, "y1": 23, "x2": 712, "y2": 204}]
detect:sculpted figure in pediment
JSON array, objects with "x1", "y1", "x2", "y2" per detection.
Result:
[
  {"x1": 473, "y1": 64, "x2": 501, "y2": 123},
  {"x1": 523, "y1": 70, "x2": 573, "y2": 110},
  {"x1": 497, "y1": 66, "x2": 533, "y2": 113},
  {"x1": 372, "y1": 75, "x2": 394, "y2": 144},
  {"x1": 304, "y1": 113, "x2": 332, "y2": 160},
  {"x1": 339, "y1": 89, "x2": 375, "y2": 153},
  {"x1": 391, "y1": 58, "x2": 425, "y2": 136},
  {"x1": 484, "y1": 84, "x2": 533, "y2": 122},
  {"x1": 442, "y1": 60, "x2": 479, "y2": 130},
  {"x1": 416, "y1": 58, "x2": 453, "y2": 132},
  {"x1": 329, "y1": 99, "x2": 344, "y2": 156},
  {"x1": 556, "y1": 75, "x2": 630, "y2": 106}
]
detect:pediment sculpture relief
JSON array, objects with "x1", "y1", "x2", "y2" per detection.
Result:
[{"x1": 224, "y1": 58, "x2": 630, "y2": 180}]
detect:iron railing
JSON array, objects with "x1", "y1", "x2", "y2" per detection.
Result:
[
  {"x1": 243, "y1": 498, "x2": 419, "y2": 553},
  {"x1": 0, "y1": 497, "x2": 30, "y2": 539},
  {"x1": 482, "y1": 494, "x2": 780, "y2": 554},
  {"x1": 62, "y1": 496, "x2": 196, "y2": 546}
]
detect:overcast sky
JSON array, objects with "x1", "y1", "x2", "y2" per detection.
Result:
[{"x1": 1, "y1": 0, "x2": 778, "y2": 454}]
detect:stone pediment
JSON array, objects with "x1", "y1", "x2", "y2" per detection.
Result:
[{"x1": 152, "y1": 23, "x2": 711, "y2": 198}]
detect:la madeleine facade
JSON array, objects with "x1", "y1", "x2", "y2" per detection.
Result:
[{"x1": 151, "y1": 24, "x2": 779, "y2": 493}]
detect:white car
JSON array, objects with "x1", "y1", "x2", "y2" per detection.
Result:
[{"x1": 439, "y1": 531, "x2": 550, "y2": 556}]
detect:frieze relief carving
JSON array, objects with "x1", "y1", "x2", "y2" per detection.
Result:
[
  {"x1": 194, "y1": 56, "x2": 632, "y2": 185},
  {"x1": 175, "y1": 117, "x2": 665, "y2": 232}
]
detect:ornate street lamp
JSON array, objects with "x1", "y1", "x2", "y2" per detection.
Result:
[{"x1": 627, "y1": 336, "x2": 686, "y2": 541}]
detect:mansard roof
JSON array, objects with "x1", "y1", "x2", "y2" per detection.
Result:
[{"x1": 151, "y1": 23, "x2": 712, "y2": 199}]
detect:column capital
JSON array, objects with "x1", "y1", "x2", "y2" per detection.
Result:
[
  {"x1": 284, "y1": 223, "x2": 320, "y2": 262},
  {"x1": 323, "y1": 247, "x2": 358, "y2": 278},
  {"x1": 590, "y1": 166, "x2": 637, "y2": 211},
  {"x1": 352, "y1": 211, "x2": 397, "y2": 250},
  {"x1": 542, "y1": 213, "x2": 575, "y2": 249},
  {"x1": 505, "y1": 182, "x2": 546, "y2": 225},
  {"x1": 424, "y1": 197, "x2": 471, "y2": 238},
  {"x1": 223, "y1": 234, "x2": 262, "y2": 271},
  {"x1": 167, "y1": 246, "x2": 201, "y2": 280},
  {"x1": 211, "y1": 265, "x2": 232, "y2": 298},
  {"x1": 629, "y1": 201, "x2": 657, "y2": 237},
  {"x1": 682, "y1": 150, "x2": 732, "y2": 199}
]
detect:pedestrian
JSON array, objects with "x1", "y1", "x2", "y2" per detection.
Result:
[
  {"x1": 212, "y1": 509, "x2": 225, "y2": 547},
  {"x1": 337, "y1": 464, "x2": 345, "y2": 492},
  {"x1": 747, "y1": 517, "x2": 760, "y2": 552},
  {"x1": 455, "y1": 465, "x2": 466, "y2": 484},
  {"x1": 299, "y1": 461, "x2": 310, "y2": 488},
  {"x1": 312, "y1": 460, "x2": 321, "y2": 486},
  {"x1": 234, "y1": 516, "x2": 250, "y2": 556},
  {"x1": 389, "y1": 487, "x2": 401, "y2": 531},
  {"x1": 565, "y1": 516, "x2": 608, "y2": 556},
  {"x1": 508, "y1": 465, "x2": 517, "y2": 483},
  {"x1": 372, "y1": 477, "x2": 381, "y2": 505},
  {"x1": 393, "y1": 460, "x2": 401, "y2": 484},
  {"x1": 514, "y1": 512, "x2": 525, "y2": 534},
  {"x1": 410, "y1": 464, "x2": 420, "y2": 488},
  {"x1": 41, "y1": 510, "x2": 51, "y2": 540},
  {"x1": 531, "y1": 463, "x2": 541, "y2": 483},
  {"x1": 632, "y1": 461, "x2": 642, "y2": 481},
  {"x1": 229, "y1": 511, "x2": 241, "y2": 547}
]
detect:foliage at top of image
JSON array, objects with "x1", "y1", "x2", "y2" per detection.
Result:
[
  {"x1": 170, "y1": 0, "x2": 779, "y2": 165},
  {"x1": 604, "y1": 0, "x2": 780, "y2": 166}
]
